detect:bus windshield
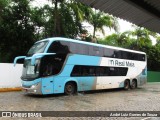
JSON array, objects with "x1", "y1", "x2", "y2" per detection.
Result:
[
  {"x1": 21, "y1": 59, "x2": 40, "y2": 80},
  {"x1": 27, "y1": 41, "x2": 48, "y2": 56}
]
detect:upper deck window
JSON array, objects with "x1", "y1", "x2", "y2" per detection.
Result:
[
  {"x1": 47, "y1": 41, "x2": 70, "y2": 54},
  {"x1": 27, "y1": 41, "x2": 48, "y2": 56},
  {"x1": 47, "y1": 40, "x2": 146, "y2": 61}
]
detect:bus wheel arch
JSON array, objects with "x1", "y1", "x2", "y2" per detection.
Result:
[
  {"x1": 64, "y1": 81, "x2": 77, "y2": 95},
  {"x1": 131, "y1": 79, "x2": 137, "y2": 89},
  {"x1": 124, "y1": 79, "x2": 130, "y2": 90}
]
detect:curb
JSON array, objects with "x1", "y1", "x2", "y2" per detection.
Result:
[{"x1": 0, "y1": 87, "x2": 22, "y2": 92}]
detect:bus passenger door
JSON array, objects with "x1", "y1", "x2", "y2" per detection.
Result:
[{"x1": 41, "y1": 77, "x2": 54, "y2": 94}]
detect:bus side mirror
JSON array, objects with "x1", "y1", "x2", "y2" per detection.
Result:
[
  {"x1": 31, "y1": 53, "x2": 56, "y2": 65},
  {"x1": 13, "y1": 56, "x2": 26, "y2": 66}
]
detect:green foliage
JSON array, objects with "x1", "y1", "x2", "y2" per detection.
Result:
[
  {"x1": 44, "y1": 0, "x2": 91, "y2": 38},
  {"x1": 31, "y1": 5, "x2": 55, "y2": 38},
  {"x1": 0, "y1": 0, "x2": 35, "y2": 62},
  {"x1": 99, "y1": 32, "x2": 132, "y2": 48},
  {"x1": 87, "y1": 10, "x2": 119, "y2": 38},
  {"x1": 155, "y1": 36, "x2": 160, "y2": 47},
  {"x1": 144, "y1": 45, "x2": 160, "y2": 71},
  {"x1": 31, "y1": 0, "x2": 90, "y2": 38}
]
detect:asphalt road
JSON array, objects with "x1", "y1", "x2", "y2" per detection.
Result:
[{"x1": 0, "y1": 83, "x2": 160, "y2": 120}]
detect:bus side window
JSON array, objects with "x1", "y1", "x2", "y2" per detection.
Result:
[
  {"x1": 48, "y1": 41, "x2": 70, "y2": 54},
  {"x1": 60, "y1": 41, "x2": 70, "y2": 54},
  {"x1": 138, "y1": 54, "x2": 145, "y2": 61},
  {"x1": 70, "y1": 42, "x2": 79, "y2": 54},
  {"x1": 95, "y1": 67, "x2": 100, "y2": 76},
  {"x1": 96, "y1": 67, "x2": 105, "y2": 76},
  {"x1": 76, "y1": 44, "x2": 89, "y2": 55},
  {"x1": 109, "y1": 67, "x2": 115, "y2": 76},
  {"x1": 89, "y1": 67, "x2": 96, "y2": 76},
  {"x1": 104, "y1": 48, "x2": 114, "y2": 57},
  {"x1": 89, "y1": 46, "x2": 94, "y2": 56},
  {"x1": 82, "y1": 67, "x2": 89, "y2": 76},
  {"x1": 99, "y1": 47, "x2": 104, "y2": 57},
  {"x1": 114, "y1": 50, "x2": 121, "y2": 59},
  {"x1": 71, "y1": 65, "x2": 81, "y2": 76},
  {"x1": 121, "y1": 51, "x2": 127, "y2": 59},
  {"x1": 103, "y1": 67, "x2": 109, "y2": 76}
]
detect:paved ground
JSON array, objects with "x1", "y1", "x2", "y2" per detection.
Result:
[{"x1": 0, "y1": 83, "x2": 160, "y2": 120}]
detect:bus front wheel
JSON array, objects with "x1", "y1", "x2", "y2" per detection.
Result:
[
  {"x1": 124, "y1": 80, "x2": 130, "y2": 90},
  {"x1": 64, "y1": 82, "x2": 76, "y2": 95}
]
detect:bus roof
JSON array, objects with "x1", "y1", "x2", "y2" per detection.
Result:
[{"x1": 36, "y1": 37, "x2": 146, "y2": 55}]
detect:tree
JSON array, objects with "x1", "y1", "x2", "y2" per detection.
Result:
[
  {"x1": 155, "y1": 36, "x2": 160, "y2": 47},
  {"x1": 98, "y1": 31, "x2": 132, "y2": 48},
  {"x1": 87, "y1": 10, "x2": 119, "y2": 38},
  {"x1": 46, "y1": 0, "x2": 90, "y2": 38},
  {"x1": 0, "y1": 0, "x2": 35, "y2": 62},
  {"x1": 129, "y1": 27, "x2": 153, "y2": 50},
  {"x1": 31, "y1": 5, "x2": 55, "y2": 38},
  {"x1": 0, "y1": 0, "x2": 10, "y2": 20}
]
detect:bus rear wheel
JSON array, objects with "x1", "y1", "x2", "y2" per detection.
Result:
[
  {"x1": 64, "y1": 82, "x2": 76, "y2": 95},
  {"x1": 131, "y1": 80, "x2": 137, "y2": 89},
  {"x1": 124, "y1": 80, "x2": 130, "y2": 90}
]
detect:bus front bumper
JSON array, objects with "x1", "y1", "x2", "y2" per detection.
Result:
[{"x1": 22, "y1": 82, "x2": 42, "y2": 95}]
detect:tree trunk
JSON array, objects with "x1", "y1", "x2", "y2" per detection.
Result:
[
  {"x1": 93, "y1": 25, "x2": 96, "y2": 38},
  {"x1": 53, "y1": 0, "x2": 64, "y2": 37},
  {"x1": 53, "y1": 0, "x2": 58, "y2": 37}
]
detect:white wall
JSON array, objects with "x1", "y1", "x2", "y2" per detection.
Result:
[{"x1": 0, "y1": 63, "x2": 23, "y2": 88}]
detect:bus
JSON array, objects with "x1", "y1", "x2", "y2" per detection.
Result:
[{"x1": 14, "y1": 37, "x2": 147, "y2": 95}]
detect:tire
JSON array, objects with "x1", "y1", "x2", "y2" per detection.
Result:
[
  {"x1": 124, "y1": 80, "x2": 130, "y2": 90},
  {"x1": 64, "y1": 82, "x2": 76, "y2": 95},
  {"x1": 131, "y1": 80, "x2": 137, "y2": 89}
]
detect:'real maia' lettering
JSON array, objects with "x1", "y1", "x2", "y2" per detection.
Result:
[{"x1": 109, "y1": 60, "x2": 135, "y2": 67}]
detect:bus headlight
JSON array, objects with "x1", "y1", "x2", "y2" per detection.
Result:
[
  {"x1": 34, "y1": 90, "x2": 37, "y2": 93},
  {"x1": 31, "y1": 84, "x2": 39, "y2": 89}
]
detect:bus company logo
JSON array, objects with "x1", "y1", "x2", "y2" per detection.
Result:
[{"x1": 109, "y1": 60, "x2": 135, "y2": 67}]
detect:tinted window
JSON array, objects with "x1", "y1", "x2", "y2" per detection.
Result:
[
  {"x1": 103, "y1": 48, "x2": 146, "y2": 61},
  {"x1": 81, "y1": 66, "x2": 96, "y2": 76},
  {"x1": 47, "y1": 41, "x2": 145, "y2": 61},
  {"x1": 40, "y1": 54, "x2": 66, "y2": 77},
  {"x1": 47, "y1": 41, "x2": 70, "y2": 54},
  {"x1": 61, "y1": 41, "x2": 70, "y2": 53},
  {"x1": 71, "y1": 65, "x2": 81, "y2": 76},
  {"x1": 28, "y1": 41, "x2": 48, "y2": 56},
  {"x1": 121, "y1": 51, "x2": 128, "y2": 59},
  {"x1": 67, "y1": 42, "x2": 90, "y2": 55},
  {"x1": 78, "y1": 44, "x2": 89, "y2": 55},
  {"x1": 138, "y1": 54, "x2": 145, "y2": 61},
  {"x1": 71, "y1": 65, "x2": 128, "y2": 77},
  {"x1": 114, "y1": 50, "x2": 121, "y2": 58},
  {"x1": 70, "y1": 42, "x2": 79, "y2": 53},
  {"x1": 104, "y1": 48, "x2": 114, "y2": 57}
]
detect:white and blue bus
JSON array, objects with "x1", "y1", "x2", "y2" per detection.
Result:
[{"x1": 14, "y1": 37, "x2": 147, "y2": 95}]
